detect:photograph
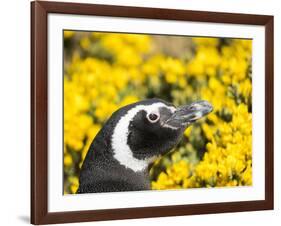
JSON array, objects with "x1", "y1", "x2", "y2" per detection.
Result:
[
  {"x1": 63, "y1": 31, "x2": 253, "y2": 194},
  {"x1": 30, "y1": 1, "x2": 273, "y2": 224}
]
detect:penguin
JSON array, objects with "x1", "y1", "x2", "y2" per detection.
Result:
[{"x1": 77, "y1": 98, "x2": 212, "y2": 193}]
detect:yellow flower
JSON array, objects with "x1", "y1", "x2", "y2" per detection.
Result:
[
  {"x1": 64, "y1": 154, "x2": 73, "y2": 166},
  {"x1": 64, "y1": 30, "x2": 74, "y2": 39},
  {"x1": 80, "y1": 37, "x2": 91, "y2": 49},
  {"x1": 69, "y1": 176, "x2": 79, "y2": 194},
  {"x1": 152, "y1": 38, "x2": 252, "y2": 190},
  {"x1": 119, "y1": 95, "x2": 139, "y2": 107},
  {"x1": 184, "y1": 126, "x2": 192, "y2": 137},
  {"x1": 165, "y1": 73, "x2": 177, "y2": 84}
]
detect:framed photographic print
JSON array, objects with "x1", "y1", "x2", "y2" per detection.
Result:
[{"x1": 31, "y1": 1, "x2": 274, "y2": 224}]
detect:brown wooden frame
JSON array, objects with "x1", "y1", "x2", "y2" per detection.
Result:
[{"x1": 31, "y1": 1, "x2": 274, "y2": 224}]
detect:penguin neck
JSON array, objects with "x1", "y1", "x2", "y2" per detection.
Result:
[
  {"x1": 79, "y1": 140, "x2": 152, "y2": 191},
  {"x1": 110, "y1": 104, "x2": 167, "y2": 172},
  {"x1": 113, "y1": 148, "x2": 157, "y2": 172},
  {"x1": 85, "y1": 124, "x2": 154, "y2": 173},
  {"x1": 111, "y1": 120, "x2": 156, "y2": 172}
]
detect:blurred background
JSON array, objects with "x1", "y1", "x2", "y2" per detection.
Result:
[{"x1": 63, "y1": 31, "x2": 252, "y2": 194}]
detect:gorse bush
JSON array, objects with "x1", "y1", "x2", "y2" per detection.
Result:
[{"x1": 63, "y1": 31, "x2": 252, "y2": 194}]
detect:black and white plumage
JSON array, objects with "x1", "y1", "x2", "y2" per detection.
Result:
[{"x1": 77, "y1": 98, "x2": 212, "y2": 193}]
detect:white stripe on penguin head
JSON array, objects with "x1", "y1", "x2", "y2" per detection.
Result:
[{"x1": 111, "y1": 102, "x2": 175, "y2": 172}]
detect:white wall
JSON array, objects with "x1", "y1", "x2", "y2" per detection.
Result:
[{"x1": 0, "y1": 0, "x2": 279, "y2": 225}]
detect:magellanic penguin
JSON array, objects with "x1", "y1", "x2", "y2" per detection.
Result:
[{"x1": 77, "y1": 98, "x2": 212, "y2": 193}]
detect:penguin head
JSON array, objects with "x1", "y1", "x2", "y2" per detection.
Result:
[{"x1": 110, "y1": 99, "x2": 212, "y2": 172}]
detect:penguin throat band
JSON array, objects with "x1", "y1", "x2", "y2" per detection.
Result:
[{"x1": 111, "y1": 103, "x2": 176, "y2": 172}]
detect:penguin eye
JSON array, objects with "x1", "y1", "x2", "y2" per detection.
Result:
[{"x1": 147, "y1": 113, "x2": 160, "y2": 123}]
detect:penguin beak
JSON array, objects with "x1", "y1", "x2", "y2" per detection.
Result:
[{"x1": 163, "y1": 100, "x2": 213, "y2": 129}]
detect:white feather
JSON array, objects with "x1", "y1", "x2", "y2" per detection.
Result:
[{"x1": 111, "y1": 103, "x2": 175, "y2": 172}]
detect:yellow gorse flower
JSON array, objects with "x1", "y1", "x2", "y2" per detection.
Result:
[
  {"x1": 63, "y1": 30, "x2": 252, "y2": 193},
  {"x1": 152, "y1": 38, "x2": 252, "y2": 190}
]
